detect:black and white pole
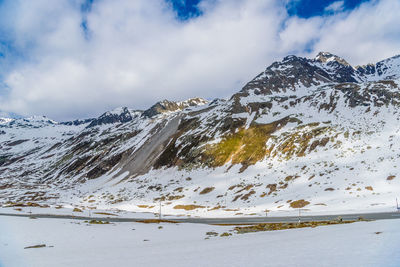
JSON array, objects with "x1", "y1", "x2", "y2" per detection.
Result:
[
  {"x1": 159, "y1": 199, "x2": 162, "y2": 221},
  {"x1": 298, "y1": 209, "x2": 301, "y2": 223}
]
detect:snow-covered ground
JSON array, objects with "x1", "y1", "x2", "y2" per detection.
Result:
[{"x1": 0, "y1": 216, "x2": 399, "y2": 267}]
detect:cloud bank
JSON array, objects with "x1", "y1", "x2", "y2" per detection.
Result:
[{"x1": 0, "y1": 0, "x2": 399, "y2": 120}]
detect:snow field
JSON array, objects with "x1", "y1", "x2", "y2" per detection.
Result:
[{"x1": 0, "y1": 216, "x2": 399, "y2": 267}]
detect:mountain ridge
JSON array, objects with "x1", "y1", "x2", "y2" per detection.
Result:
[
  {"x1": 1, "y1": 52, "x2": 400, "y2": 217},
  {"x1": 0, "y1": 97, "x2": 208, "y2": 128}
]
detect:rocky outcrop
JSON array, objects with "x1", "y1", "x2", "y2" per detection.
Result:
[
  {"x1": 142, "y1": 98, "x2": 208, "y2": 118},
  {"x1": 87, "y1": 107, "x2": 140, "y2": 128},
  {"x1": 61, "y1": 118, "x2": 95, "y2": 126}
]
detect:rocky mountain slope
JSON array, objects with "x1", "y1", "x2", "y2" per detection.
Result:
[{"x1": 1, "y1": 52, "x2": 400, "y2": 216}]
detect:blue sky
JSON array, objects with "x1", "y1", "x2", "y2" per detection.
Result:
[
  {"x1": 168, "y1": 0, "x2": 369, "y2": 20},
  {"x1": 0, "y1": 0, "x2": 399, "y2": 120},
  {"x1": 167, "y1": 0, "x2": 203, "y2": 20},
  {"x1": 287, "y1": 0, "x2": 370, "y2": 17}
]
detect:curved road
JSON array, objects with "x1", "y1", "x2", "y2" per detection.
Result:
[{"x1": 1, "y1": 211, "x2": 400, "y2": 224}]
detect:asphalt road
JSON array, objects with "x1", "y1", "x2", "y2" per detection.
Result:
[{"x1": 1, "y1": 211, "x2": 400, "y2": 224}]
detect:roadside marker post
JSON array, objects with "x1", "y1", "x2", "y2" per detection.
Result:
[
  {"x1": 298, "y1": 209, "x2": 308, "y2": 223},
  {"x1": 159, "y1": 199, "x2": 162, "y2": 221},
  {"x1": 298, "y1": 209, "x2": 301, "y2": 223}
]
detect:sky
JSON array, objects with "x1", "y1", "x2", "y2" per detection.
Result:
[{"x1": 0, "y1": 0, "x2": 399, "y2": 121}]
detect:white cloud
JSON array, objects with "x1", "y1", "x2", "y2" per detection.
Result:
[
  {"x1": 0, "y1": 0, "x2": 399, "y2": 120},
  {"x1": 324, "y1": 1, "x2": 345, "y2": 13},
  {"x1": 282, "y1": 0, "x2": 400, "y2": 65},
  {"x1": 279, "y1": 16, "x2": 323, "y2": 53}
]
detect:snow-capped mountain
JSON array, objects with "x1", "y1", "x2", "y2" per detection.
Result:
[
  {"x1": 2, "y1": 116, "x2": 58, "y2": 128},
  {"x1": 0, "y1": 117, "x2": 13, "y2": 125},
  {"x1": 86, "y1": 107, "x2": 141, "y2": 127},
  {"x1": 142, "y1": 97, "x2": 208, "y2": 117},
  {"x1": 1, "y1": 53, "x2": 400, "y2": 217}
]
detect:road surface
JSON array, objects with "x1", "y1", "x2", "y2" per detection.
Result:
[{"x1": 0, "y1": 211, "x2": 399, "y2": 224}]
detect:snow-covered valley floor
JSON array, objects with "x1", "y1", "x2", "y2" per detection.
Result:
[{"x1": 0, "y1": 216, "x2": 399, "y2": 267}]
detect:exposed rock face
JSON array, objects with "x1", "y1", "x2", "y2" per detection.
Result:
[
  {"x1": 1, "y1": 116, "x2": 57, "y2": 128},
  {"x1": 356, "y1": 54, "x2": 400, "y2": 81},
  {"x1": 1, "y1": 52, "x2": 400, "y2": 214},
  {"x1": 239, "y1": 52, "x2": 400, "y2": 99},
  {"x1": 87, "y1": 107, "x2": 141, "y2": 127},
  {"x1": 240, "y1": 53, "x2": 355, "y2": 96},
  {"x1": 81, "y1": 98, "x2": 207, "y2": 128},
  {"x1": 61, "y1": 118, "x2": 95, "y2": 126},
  {"x1": 314, "y1": 52, "x2": 351, "y2": 66},
  {"x1": 142, "y1": 98, "x2": 208, "y2": 118}
]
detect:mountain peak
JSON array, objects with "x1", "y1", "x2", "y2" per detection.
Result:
[
  {"x1": 142, "y1": 97, "x2": 208, "y2": 118},
  {"x1": 87, "y1": 107, "x2": 140, "y2": 128},
  {"x1": 0, "y1": 115, "x2": 58, "y2": 129},
  {"x1": 282, "y1": 55, "x2": 302, "y2": 62},
  {"x1": 314, "y1": 52, "x2": 350, "y2": 66},
  {"x1": 0, "y1": 117, "x2": 14, "y2": 125}
]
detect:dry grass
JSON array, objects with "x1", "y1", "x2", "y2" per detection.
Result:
[
  {"x1": 235, "y1": 185, "x2": 254, "y2": 194},
  {"x1": 266, "y1": 184, "x2": 277, "y2": 195},
  {"x1": 208, "y1": 205, "x2": 224, "y2": 211},
  {"x1": 228, "y1": 184, "x2": 240, "y2": 191},
  {"x1": 387, "y1": 175, "x2": 396, "y2": 181},
  {"x1": 167, "y1": 195, "x2": 185, "y2": 201},
  {"x1": 232, "y1": 194, "x2": 242, "y2": 202},
  {"x1": 235, "y1": 220, "x2": 357, "y2": 234},
  {"x1": 174, "y1": 187, "x2": 184, "y2": 193},
  {"x1": 199, "y1": 187, "x2": 215, "y2": 195},
  {"x1": 241, "y1": 190, "x2": 255, "y2": 200},
  {"x1": 284, "y1": 175, "x2": 299, "y2": 182},
  {"x1": 85, "y1": 219, "x2": 110, "y2": 224},
  {"x1": 204, "y1": 119, "x2": 290, "y2": 169},
  {"x1": 137, "y1": 205, "x2": 155, "y2": 209},
  {"x1": 220, "y1": 232, "x2": 232, "y2": 237},
  {"x1": 5, "y1": 202, "x2": 49, "y2": 208},
  {"x1": 173, "y1": 204, "x2": 205, "y2": 210},
  {"x1": 290, "y1": 199, "x2": 310, "y2": 208},
  {"x1": 206, "y1": 231, "x2": 218, "y2": 236}
]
